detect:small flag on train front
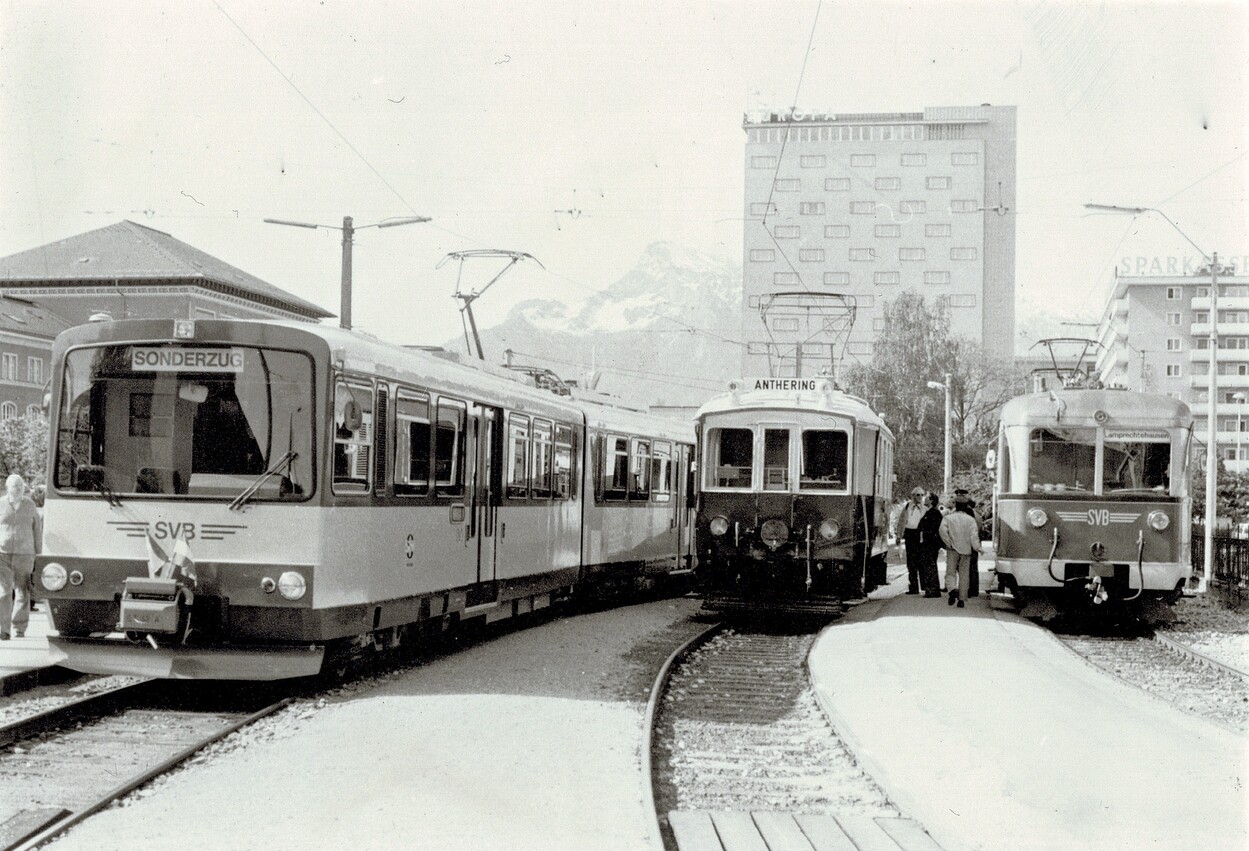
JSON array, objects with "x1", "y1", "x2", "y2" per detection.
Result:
[{"x1": 145, "y1": 530, "x2": 169, "y2": 579}]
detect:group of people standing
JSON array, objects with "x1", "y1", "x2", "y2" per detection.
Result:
[
  {"x1": 897, "y1": 487, "x2": 983, "y2": 608},
  {"x1": 0, "y1": 474, "x2": 43, "y2": 640}
]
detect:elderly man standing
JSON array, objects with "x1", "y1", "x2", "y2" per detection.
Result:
[
  {"x1": 0, "y1": 474, "x2": 42, "y2": 639},
  {"x1": 900, "y1": 487, "x2": 929, "y2": 595},
  {"x1": 939, "y1": 494, "x2": 981, "y2": 609}
]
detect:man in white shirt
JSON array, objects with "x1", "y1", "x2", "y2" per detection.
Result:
[{"x1": 900, "y1": 488, "x2": 929, "y2": 595}]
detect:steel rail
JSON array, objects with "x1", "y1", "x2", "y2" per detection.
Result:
[
  {"x1": 641, "y1": 621, "x2": 723, "y2": 851},
  {"x1": 1153, "y1": 632, "x2": 1249, "y2": 681},
  {"x1": 6, "y1": 696, "x2": 292, "y2": 851},
  {"x1": 0, "y1": 679, "x2": 159, "y2": 748}
]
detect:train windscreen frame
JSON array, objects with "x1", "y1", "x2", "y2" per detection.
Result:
[{"x1": 53, "y1": 343, "x2": 316, "y2": 501}]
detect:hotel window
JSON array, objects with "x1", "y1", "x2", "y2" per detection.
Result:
[
  {"x1": 801, "y1": 343, "x2": 827, "y2": 356},
  {"x1": 774, "y1": 178, "x2": 800, "y2": 192},
  {"x1": 950, "y1": 199, "x2": 979, "y2": 213},
  {"x1": 901, "y1": 153, "x2": 927, "y2": 166},
  {"x1": 752, "y1": 156, "x2": 778, "y2": 168},
  {"x1": 1166, "y1": 338, "x2": 1182, "y2": 351},
  {"x1": 0, "y1": 403, "x2": 14, "y2": 421},
  {"x1": 926, "y1": 176, "x2": 951, "y2": 189},
  {"x1": 850, "y1": 154, "x2": 875, "y2": 167},
  {"x1": 825, "y1": 177, "x2": 850, "y2": 191},
  {"x1": 925, "y1": 223, "x2": 951, "y2": 237},
  {"x1": 874, "y1": 271, "x2": 900, "y2": 285},
  {"x1": 925, "y1": 271, "x2": 951, "y2": 285},
  {"x1": 750, "y1": 202, "x2": 778, "y2": 216},
  {"x1": 952, "y1": 152, "x2": 979, "y2": 165},
  {"x1": 950, "y1": 247, "x2": 978, "y2": 261},
  {"x1": 858, "y1": 296, "x2": 876, "y2": 307},
  {"x1": 875, "y1": 177, "x2": 901, "y2": 191},
  {"x1": 750, "y1": 248, "x2": 776, "y2": 262},
  {"x1": 747, "y1": 296, "x2": 761, "y2": 308},
  {"x1": 1193, "y1": 311, "x2": 1208, "y2": 323},
  {"x1": 774, "y1": 272, "x2": 800, "y2": 285},
  {"x1": 25, "y1": 405, "x2": 38, "y2": 418},
  {"x1": 872, "y1": 317, "x2": 886, "y2": 332},
  {"x1": 825, "y1": 225, "x2": 850, "y2": 238},
  {"x1": 1, "y1": 354, "x2": 16, "y2": 381},
  {"x1": 850, "y1": 201, "x2": 875, "y2": 215},
  {"x1": 1165, "y1": 364, "x2": 1182, "y2": 377},
  {"x1": 1196, "y1": 287, "x2": 1209, "y2": 296},
  {"x1": 800, "y1": 155, "x2": 826, "y2": 168},
  {"x1": 823, "y1": 272, "x2": 849, "y2": 286},
  {"x1": 799, "y1": 249, "x2": 825, "y2": 262},
  {"x1": 847, "y1": 341, "x2": 873, "y2": 356},
  {"x1": 1166, "y1": 312, "x2": 1182, "y2": 325},
  {"x1": 900, "y1": 200, "x2": 926, "y2": 214},
  {"x1": 26, "y1": 357, "x2": 41, "y2": 385},
  {"x1": 773, "y1": 318, "x2": 799, "y2": 332},
  {"x1": 800, "y1": 201, "x2": 826, "y2": 215},
  {"x1": 1166, "y1": 287, "x2": 1182, "y2": 299},
  {"x1": 875, "y1": 224, "x2": 900, "y2": 238},
  {"x1": 850, "y1": 248, "x2": 877, "y2": 262},
  {"x1": 899, "y1": 248, "x2": 926, "y2": 261},
  {"x1": 746, "y1": 342, "x2": 769, "y2": 355},
  {"x1": 949, "y1": 294, "x2": 977, "y2": 308},
  {"x1": 773, "y1": 225, "x2": 800, "y2": 239}
]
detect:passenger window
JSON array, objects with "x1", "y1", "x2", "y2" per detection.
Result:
[
  {"x1": 333, "y1": 380, "x2": 373, "y2": 492},
  {"x1": 604, "y1": 435, "x2": 629, "y2": 500},
  {"x1": 531, "y1": 419, "x2": 553, "y2": 498},
  {"x1": 508, "y1": 415, "x2": 531, "y2": 498},
  {"x1": 394, "y1": 389, "x2": 430, "y2": 495},
  {"x1": 554, "y1": 424, "x2": 575, "y2": 499},
  {"x1": 434, "y1": 398, "x2": 466, "y2": 497},
  {"x1": 763, "y1": 428, "x2": 790, "y2": 491},
  {"x1": 708, "y1": 427, "x2": 753, "y2": 489},
  {"x1": 800, "y1": 429, "x2": 847, "y2": 490},
  {"x1": 631, "y1": 439, "x2": 651, "y2": 499},
  {"x1": 651, "y1": 442, "x2": 672, "y2": 502}
]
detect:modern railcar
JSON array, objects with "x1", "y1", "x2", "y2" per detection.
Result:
[
  {"x1": 36, "y1": 317, "x2": 693, "y2": 679},
  {"x1": 693, "y1": 377, "x2": 893, "y2": 615},
  {"x1": 992, "y1": 388, "x2": 1193, "y2": 620}
]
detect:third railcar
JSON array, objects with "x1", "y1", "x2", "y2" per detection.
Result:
[
  {"x1": 694, "y1": 378, "x2": 893, "y2": 615},
  {"x1": 992, "y1": 388, "x2": 1193, "y2": 620}
]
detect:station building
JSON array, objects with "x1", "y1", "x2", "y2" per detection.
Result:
[
  {"x1": 740, "y1": 104, "x2": 1017, "y2": 377},
  {"x1": 1094, "y1": 267, "x2": 1249, "y2": 473},
  {"x1": 0, "y1": 220, "x2": 332, "y2": 419}
]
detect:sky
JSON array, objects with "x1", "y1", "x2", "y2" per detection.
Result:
[{"x1": 1, "y1": 0, "x2": 1245, "y2": 353}]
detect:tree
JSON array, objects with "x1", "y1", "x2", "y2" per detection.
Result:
[
  {"x1": 842, "y1": 291, "x2": 1024, "y2": 495},
  {"x1": 1190, "y1": 460, "x2": 1249, "y2": 530},
  {"x1": 0, "y1": 412, "x2": 49, "y2": 487}
]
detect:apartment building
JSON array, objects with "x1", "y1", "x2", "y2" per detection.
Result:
[{"x1": 741, "y1": 104, "x2": 1016, "y2": 378}]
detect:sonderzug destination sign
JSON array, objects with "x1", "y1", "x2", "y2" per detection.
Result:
[{"x1": 131, "y1": 347, "x2": 245, "y2": 372}]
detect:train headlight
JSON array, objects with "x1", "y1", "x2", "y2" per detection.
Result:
[
  {"x1": 818, "y1": 519, "x2": 840, "y2": 540},
  {"x1": 1147, "y1": 510, "x2": 1170, "y2": 531},
  {"x1": 709, "y1": 515, "x2": 730, "y2": 536},
  {"x1": 41, "y1": 562, "x2": 67, "y2": 592},
  {"x1": 69, "y1": 570, "x2": 84, "y2": 586},
  {"x1": 1026, "y1": 508, "x2": 1048, "y2": 528},
  {"x1": 277, "y1": 571, "x2": 307, "y2": 601},
  {"x1": 760, "y1": 519, "x2": 789, "y2": 549}
]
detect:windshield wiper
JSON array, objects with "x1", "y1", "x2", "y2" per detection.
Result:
[{"x1": 228, "y1": 451, "x2": 298, "y2": 511}]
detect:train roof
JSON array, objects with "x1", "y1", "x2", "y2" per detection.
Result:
[
  {"x1": 999, "y1": 388, "x2": 1193, "y2": 429},
  {"x1": 53, "y1": 317, "x2": 693, "y2": 437},
  {"x1": 696, "y1": 380, "x2": 891, "y2": 435}
]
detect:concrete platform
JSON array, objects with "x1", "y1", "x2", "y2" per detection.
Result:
[
  {"x1": 0, "y1": 610, "x2": 72, "y2": 695},
  {"x1": 808, "y1": 552, "x2": 1248, "y2": 851}
]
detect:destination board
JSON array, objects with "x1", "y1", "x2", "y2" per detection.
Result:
[
  {"x1": 131, "y1": 347, "x2": 245, "y2": 373},
  {"x1": 1103, "y1": 427, "x2": 1170, "y2": 442},
  {"x1": 744, "y1": 378, "x2": 820, "y2": 392}
]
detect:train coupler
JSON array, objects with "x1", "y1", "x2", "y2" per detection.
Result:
[{"x1": 118, "y1": 576, "x2": 195, "y2": 641}]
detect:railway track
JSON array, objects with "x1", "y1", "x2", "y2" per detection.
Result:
[
  {"x1": 646, "y1": 621, "x2": 908, "y2": 850},
  {"x1": 0, "y1": 679, "x2": 289, "y2": 850}
]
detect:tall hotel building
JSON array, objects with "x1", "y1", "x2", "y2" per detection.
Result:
[{"x1": 741, "y1": 104, "x2": 1017, "y2": 377}]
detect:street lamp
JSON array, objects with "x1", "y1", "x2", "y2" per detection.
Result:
[
  {"x1": 1235, "y1": 392, "x2": 1247, "y2": 474},
  {"x1": 1084, "y1": 202, "x2": 1228, "y2": 592},
  {"x1": 264, "y1": 215, "x2": 432, "y2": 330},
  {"x1": 927, "y1": 374, "x2": 952, "y2": 494}
]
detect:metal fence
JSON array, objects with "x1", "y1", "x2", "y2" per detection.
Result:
[{"x1": 1192, "y1": 533, "x2": 1249, "y2": 607}]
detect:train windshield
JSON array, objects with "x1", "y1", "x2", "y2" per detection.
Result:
[
  {"x1": 1024, "y1": 427, "x2": 1172, "y2": 495},
  {"x1": 800, "y1": 429, "x2": 848, "y2": 491},
  {"x1": 706, "y1": 427, "x2": 753, "y2": 489},
  {"x1": 54, "y1": 344, "x2": 315, "y2": 500},
  {"x1": 1102, "y1": 440, "x2": 1170, "y2": 492}
]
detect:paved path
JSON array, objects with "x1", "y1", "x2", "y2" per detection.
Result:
[{"x1": 809, "y1": 555, "x2": 1248, "y2": 851}]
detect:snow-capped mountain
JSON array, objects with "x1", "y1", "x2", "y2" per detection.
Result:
[{"x1": 443, "y1": 242, "x2": 742, "y2": 407}]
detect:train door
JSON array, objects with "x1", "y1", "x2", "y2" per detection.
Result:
[
  {"x1": 675, "y1": 444, "x2": 692, "y2": 570},
  {"x1": 468, "y1": 403, "x2": 502, "y2": 601}
]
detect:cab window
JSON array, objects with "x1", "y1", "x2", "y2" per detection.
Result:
[
  {"x1": 707, "y1": 427, "x2": 752, "y2": 489},
  {"x1": 800, "y1": 429, "x2": 847, "y2": 490}
]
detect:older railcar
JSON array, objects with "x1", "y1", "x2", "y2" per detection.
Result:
[
  {"x1": 694, "y1": 378, "x2": 893, "y2": 615},
  {"x1": 37, "y1": 318, "x2": 693, "y2": 679},
  {"x1": 992, "y1": 388, "x2": 1193, "y2": 620}
]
